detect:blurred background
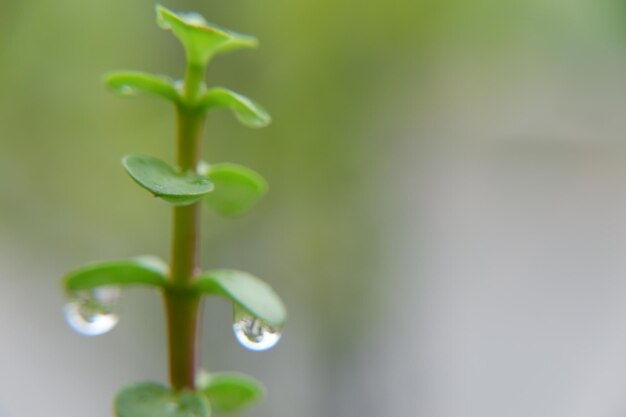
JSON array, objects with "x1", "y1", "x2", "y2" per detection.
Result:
[{"x1": 1, "y1": 0, "x2": 626, "y2": 416}]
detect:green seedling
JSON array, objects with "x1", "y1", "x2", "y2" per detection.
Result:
[{"x1": 61, "y1": 6, "x2": 286, "y2": 417}]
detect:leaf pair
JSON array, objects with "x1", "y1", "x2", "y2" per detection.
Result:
[
  {"x1": 105, "y1": 74, "x2": 271, "y2": 129},
  {"x1": 122, "y1": 154, "x2": 267, "y2": 216},
  {"x1": 115, "y1": 372, "x2": 263, "y2": 417},
  {"x1": 62, "y1": 258, "x2": 287, "y2": 330}
]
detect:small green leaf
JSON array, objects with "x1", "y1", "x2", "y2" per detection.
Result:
[
  {"x1": 122, "y1": 154, "x2": 213, "y2": 205},
  {"x1": 200, "y1": 88, "x2": 271, "y2": 128},
  {"x1": 105, "y1": 71, "x2": 181, "y2": 103},
  {"x1": 63, "y1": 256, "x2": 168, "y2": 292},
  {"x1": 196, "y1": 371, "x2": 264, "y2": 414},
  {"x1": 115, "y1": 381, "x2": 210, "y2": 417},
  {"x1": 156, "y1": 6, "x2": 257, "y2": 67},
  {"x1": 199, "y1": 162, "x2": 267, "y2": 217},
  {"x1": 194, "y1": 270, "x2": 286, "y2": 327}
]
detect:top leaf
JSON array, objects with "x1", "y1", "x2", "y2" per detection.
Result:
[{"x1": 157, "y1": 6, "x2": 258, "y2": 67}]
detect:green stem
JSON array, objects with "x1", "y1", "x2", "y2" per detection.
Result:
[
  {"x1": 164, "y1": 291, "x2": 200, "y2": 389},
  {"x1": 164, "y1": 102, "x2": 206, "y2": 390},
  {"x1": 184, "y1": 61, "x2": 205, "y2": 103}
]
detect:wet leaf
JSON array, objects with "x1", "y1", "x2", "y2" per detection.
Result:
[
  {"x1": 194, "y1": 270, "x2": 287, "y2": 327},
  {"x1": 63, "y1": 256, "x2": 168, "y2": 292}
]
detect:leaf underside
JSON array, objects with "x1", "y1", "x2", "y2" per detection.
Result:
[
  {"x1": 201, "y1": 88, "x2": 271, "y2": 128},
  {"x1": 201, "y1": 162, "x2": 267, "y2": 217}
]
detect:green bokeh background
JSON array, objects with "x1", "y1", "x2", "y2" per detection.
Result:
[{"x1": 1, "y1": 1, "x2": 625, "y2": 417}]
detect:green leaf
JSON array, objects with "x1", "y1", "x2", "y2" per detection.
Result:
[
  {"x1": 194, "y1": 270, "x2": 287, "y2": 327},
  {"x1": 200, "y1": 88, "x2": 271, "y2": 128},
  {"x1": 122, "y1": 154, "x2": 213, "y2": 206},
  {"x1": 199, "y1": 162, "x2": 267, "y2": 217},
  {"x1": 115, "y1": 381, "x2": 210, "y2": 417},
  {"x1": 63, "y1": 256, "x2": 168, "y2": 292},
  {"x1": 105, "y1": 71, "x2": 181, "y2": 103},
  {"x1": 196, "y1": 371, "x2": 264, "y2": 414},
  {"x1": 156, "y1": 6, "x2": 257, "y2": 67}
]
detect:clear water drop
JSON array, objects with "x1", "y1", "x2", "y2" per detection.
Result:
[
  {"x1": 180, "y1": 12, "x2": 208, "y2": 27},
  {"x1": 232, "y1": 307, "x2": 282, "y2": 351},
  {"x1": 117, "y1": 85, "x2": 136, "y2": 96},
  {"x1": 173, "y1": 80, "x2": 185, "y2": 95},
  {"x1": 63, "y1": 286, "x2": 120, "y2": 336}
]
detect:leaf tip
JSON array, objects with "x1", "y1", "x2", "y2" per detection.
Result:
[
  {"x1": 103, "y1": 73, "x2": 133, "y2": 97},
  {"x1": 120, "y1": 154, "x2": 131, "y2": 168},
  {"x1": 155, "y1": 4, "x2": 173, "y2": 29},
  {"x1": 249, "y1": 112, "x2": 272, "y2": 128}
]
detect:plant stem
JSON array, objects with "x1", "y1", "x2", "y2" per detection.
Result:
[
  {"x1": 164, "y1": 290, "x2": 200, "y2": 389},
  {"x1": 184, "y1": 62, "x2": 204, "y2": 103},
  {"x1": 165, "y1": 104, "x2": 206, "y2": 390}
]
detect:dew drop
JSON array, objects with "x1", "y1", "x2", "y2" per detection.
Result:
[
  {"x1": 232, "y1": 306, "x2": 282, "y2": 351},
  {"x1": 63, "y1": 286, "x2": 120, "y2": 336},
  {"x1": 173, "y1": 80, "x2": 185, "y2": 94},
  {"x1": 180, "y1": 12, "x2": 208, "y2": 27},
  {"x1": 118, "y1": 85, "x2": 136, "y2": 96}
]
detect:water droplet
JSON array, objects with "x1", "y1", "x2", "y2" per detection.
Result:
[
  {"x1": 173, "y1": 80, "x2": 185, "y2": 94},
  {"x1": 232, "y1": 306, "x2": 282, "y2": 351},
  {"x1": 63, "y1": 286, "x2": 120, "y2": 336},
  {"x1": 118, "y1": 85, "x2": 136, "y2": 96},
  {"x1": 180, "y1": 12, "x2": 208, "y2": 27}
]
